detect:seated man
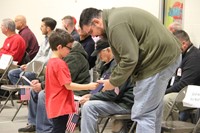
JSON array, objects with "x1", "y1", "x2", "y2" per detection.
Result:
[
  {"x1": 0, "y1": 18, "x2": 26, "y2": 65},
  {"x1": 18, "y1": 41, "x2": 91, "y2": 133},
  {"x1": 62, "y1": 15, "x2": 79, "y2": 41},
  {"x1": 0, "y1": 18, "x2": 26, "y2": 96},
  {"x1": 14, "y1": 15, "x2": 39, "y2": 60},
  {"x1": 163, "y1": 30, "x2": 200, "y2": 120},
  {"x1": 8, "y1": 17, "x2": 57, "y2": 85},
  {"x1": 80, "y1": 39, "x2": 134, "y2": 133},
  {"x1": 77, "y1": 27, "x2": 96, "y2": 70}
]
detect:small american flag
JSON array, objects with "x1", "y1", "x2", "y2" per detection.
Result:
[
  {"x1": 66, "y1": 101, "x2": 80, "y2": 132},
  {"x1": 20, "y1": 88, "x2": 30, "y2": 100}
]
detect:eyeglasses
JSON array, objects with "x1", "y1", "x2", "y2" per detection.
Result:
[{"x1": 65, "y1": 45, "x2": 72, "y2": 50}]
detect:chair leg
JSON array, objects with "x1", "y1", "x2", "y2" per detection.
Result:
[
  {"x1": 100, "y1": 117, "x2": 110, "y2": 133},
  {"x1": 0, "y1": 91, "x2": 13, "y2": 113},
  {"x1": 10, "y1": 93, "x2": 14, "y2": 106},
  {"x1": 97, "y1": 117, "x2": 104, "y2": 133},
  {"x1": 128, "y1": 121, "x2": 136, "y2": 133},
  {"x1": 11, "y1": 101, "x2": 24, "y2": 121}
]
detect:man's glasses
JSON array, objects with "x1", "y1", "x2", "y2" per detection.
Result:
[{"x1": 65, "y1": 45, "x2": 72, "y2": 50}]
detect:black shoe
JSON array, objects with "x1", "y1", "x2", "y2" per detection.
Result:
[{"x1": 18, "y1": 125, "x2": 36, "y2": 133}]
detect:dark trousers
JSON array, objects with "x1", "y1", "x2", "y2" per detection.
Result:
[{"x1": 52, "y1": 115, "x2": 68, "y2": 133}]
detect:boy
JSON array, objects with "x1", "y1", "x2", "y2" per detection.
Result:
[{"x1": 46, "y1": 28, "x2": 98, "y2": 133}]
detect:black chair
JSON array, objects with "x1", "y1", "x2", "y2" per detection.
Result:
[{"x1": 18, "y1": 52, "x2": 31, "y2": 66}]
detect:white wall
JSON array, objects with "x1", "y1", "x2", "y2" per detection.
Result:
[
  {"x1": 0, "y1": 0, "x2": 199, "y2": 48},
  {"x1": 0, "y1": 0, "x2": 160, "y2": 46},
  {"x1": 184, "y1": 0, "x2": 200, "y2": 47}
]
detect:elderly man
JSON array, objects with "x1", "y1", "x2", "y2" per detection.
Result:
[
  {"x1": 0, "y1": 18, "x2": 26, "y2": 64},
  {"x1": 80, "y1": 39, "x2": 134, "y2": 133}
]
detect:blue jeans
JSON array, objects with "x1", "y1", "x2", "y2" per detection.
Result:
[
  {"x1": 81, "y1": 100, "x2": 131, "y2": 133},
  {"x1": 28, "y1": 89, "x2": 53, "y2": 133},
  {"x1": 8, "y1": 68, "x2": 36, "y2": 85},
  {"x1": 131, "y1": 56, "x2": 181, "y2": 133}
]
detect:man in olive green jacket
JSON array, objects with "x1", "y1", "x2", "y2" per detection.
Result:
[{"x1": 79, "y1": 7, "x2": 181, "y2": 133}]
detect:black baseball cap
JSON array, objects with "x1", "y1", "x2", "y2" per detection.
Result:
[{"x1": 91, "y1": 39, "x2": 109, "y2": 56}]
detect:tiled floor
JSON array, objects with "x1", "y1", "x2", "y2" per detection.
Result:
[{"x1": 0, "y1": 100, "x2": 112, "y2": 133}]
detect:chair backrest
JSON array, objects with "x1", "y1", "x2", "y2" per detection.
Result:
[
  {"x1": 165, "y1": 87, "x2": 195, "y2": 120},
  {"x1": 18, "y1": 52, "x2": 31, "y2": 66},
  {"x1": 174, "y1": 87, "x2": 191, "y2": 112},
  {"x1": 24, "y1": 61, "x2": 44, "y2": 78}
]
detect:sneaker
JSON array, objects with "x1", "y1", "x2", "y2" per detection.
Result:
[{"x1": 18, "y1": 125, "x2": 36, "y2": 133}]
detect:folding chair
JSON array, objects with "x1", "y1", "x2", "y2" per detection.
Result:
[
  {"x1": 98, "y1": 114, "x2": 136, "y2": 133},
  {"x1": 18, "y1": 52, "x2": 30, "y2": 66},
  {"x1": 161, "y1": 86, "x2": 200, "y2": 133},
  {"x1": 0, "y1": 61, "x2": 44, "y2": 121}
]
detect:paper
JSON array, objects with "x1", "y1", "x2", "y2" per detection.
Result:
[
  {"x1": 0, "y1": 54, "x2": 12, "y2": 69},
  {"x1": 17, "y1": 85, "x2": 32, "y2": 88},
  {"x1": 21, "y1": 76, "x2": 33, "y2": 85},
  {"x1": 183, "y1": 85, "x2": 200, "y2": 108},
  {"x1": 74, "y1": 95, "x2": 82, "y2": 101}
]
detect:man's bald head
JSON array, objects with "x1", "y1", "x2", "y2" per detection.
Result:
[{"x1": 15, "y1": 15, "x2": 27, "y2": 30}]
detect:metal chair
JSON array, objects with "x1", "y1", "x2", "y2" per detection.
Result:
[
  {"x1": 98, "y1": 114, "x2": 136, "y2": 133},
  {"x1": 161, "y1": 86, "x2": 200, "y2": 133},
  {"x1": 0, "y1": 61, "x2": 44, "y2": 121}
]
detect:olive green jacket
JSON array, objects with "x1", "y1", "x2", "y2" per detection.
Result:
[{"x1": 102, "y1": 7, "x2": 181, "y2": 86}]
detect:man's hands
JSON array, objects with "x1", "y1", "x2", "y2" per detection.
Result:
[
  {"x1": 79, "y1": 94, "x2": 91, "y2": 105},
  {"x1": 97, "y1": 79, "x2": 115, "y2": 91},
  {"x1": 30, "y1": 79, "x2": 42, "y2": 93},
  {"x1": 20, "y1": 64, "x2": 27, "y2": 71},
  {"x1": 88, "y1": 82, "x2": 99, "y2": 90}
]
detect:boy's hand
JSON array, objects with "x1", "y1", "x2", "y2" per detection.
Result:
[
  {"x1": 97, "y1": 79, "x2": 115, "y2": 91},
  {"x1": 89, "y1": 82, "x2": 99, "y2": 90}
]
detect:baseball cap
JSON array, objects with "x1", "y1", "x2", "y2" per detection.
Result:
[{"x1": 91, "y1": 39, "x2": 110, "y2": 56}]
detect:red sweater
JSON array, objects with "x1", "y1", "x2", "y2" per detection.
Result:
[{"x1": 0, "y1": 34, "x2": 26, "y2": 64}]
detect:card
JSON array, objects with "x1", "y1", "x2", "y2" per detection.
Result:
[
  {"x1": 21, "y1": 76, "x2": 33, "y2": 85},
  {"x1": 90, "y1": 83, "x2": 104, "y2": 94}
]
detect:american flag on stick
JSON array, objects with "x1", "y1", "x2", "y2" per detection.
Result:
[
  {"x1": 20, "y1": 88, "x2": 30, "y2": 100},
  {"x1": 66, "y1": 101, "x2": 80, "y2": 132}
]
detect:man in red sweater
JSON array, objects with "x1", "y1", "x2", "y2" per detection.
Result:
[{"x1": 0, "y1": 18, "x2": 26, "y2": 65}]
